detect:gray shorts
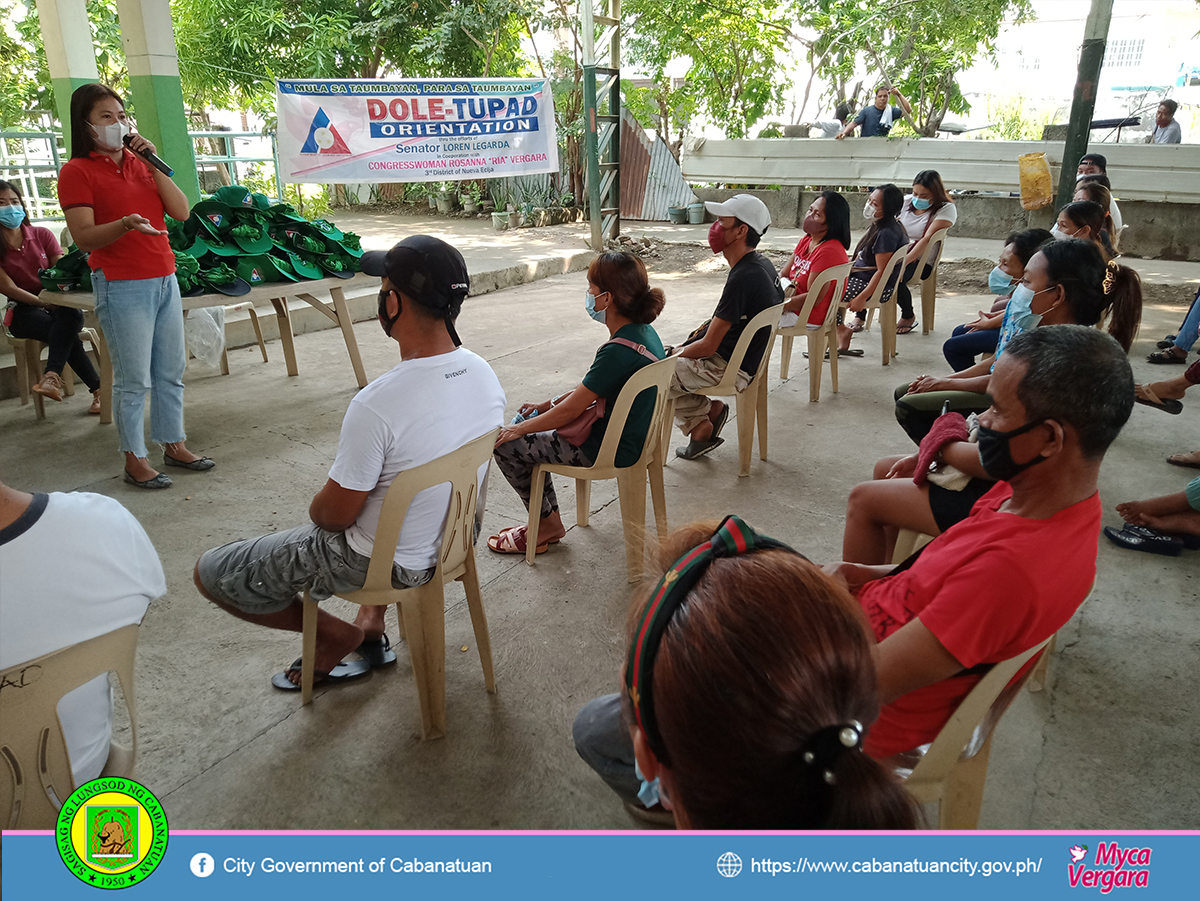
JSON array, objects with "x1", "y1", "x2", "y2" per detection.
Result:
[{"x1": 196, "y1": 523, "x2": 435, "y2": 615}]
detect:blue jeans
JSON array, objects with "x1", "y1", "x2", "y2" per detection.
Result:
[
  {"x1": 92, "y1": 270, "x2": 186, "y2": 458},
  {"x1": 942, "y1": 323, "x2": 1001, "y2": 371},
  {"x1": 572, "y1": 693, "x2": 640, "y2": 805},
  {"x1": 1172, "y1": 289, "x2": 1200, "y2": 352}
]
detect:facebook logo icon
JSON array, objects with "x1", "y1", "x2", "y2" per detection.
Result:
[{"x1": 190, "y1": 853, "x2": 215, "y2": 877}]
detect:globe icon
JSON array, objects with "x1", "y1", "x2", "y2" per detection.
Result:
[{"x1": 716, "y1": 851, "x2": 743, "y2": 878}]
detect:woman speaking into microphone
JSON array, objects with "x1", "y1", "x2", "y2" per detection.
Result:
[{"x1": 60, "y1": 83, "x2": 215, "y2": 489}]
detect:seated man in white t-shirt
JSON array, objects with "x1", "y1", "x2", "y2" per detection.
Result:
[
  {"x1": 195, "y1": 236, "x2": 506, "y2": 690},
  {"x1": 0, "y1": 481, "x2": 165, "y2": 787}
]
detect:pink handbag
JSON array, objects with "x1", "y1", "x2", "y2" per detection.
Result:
[{"x1": 558, "y1": 338, "x2": 661, "y2": 447}]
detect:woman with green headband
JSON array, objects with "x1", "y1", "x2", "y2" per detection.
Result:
[{"x1": 574, "y1": 516, "x2": 918, "y2": 829}]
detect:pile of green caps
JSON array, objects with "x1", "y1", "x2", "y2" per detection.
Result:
[{"x1": 37, "y1": 245, "x2": 93, "y2": 293}]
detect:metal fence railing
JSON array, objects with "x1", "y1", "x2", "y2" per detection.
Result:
[
  {"x1": 0, "y1": 131, "x2": 65, "y2": 219},
  {"x1": 189, "y1": 130, "x2": 283, "y2": 200}
]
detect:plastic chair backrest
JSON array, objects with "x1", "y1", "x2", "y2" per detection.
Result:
[
  {"x1": 0, "y1": 624, "x2": 139, "y2": 828},
  {"x1": 709, "y1": 303, "x2": 782, "y2": 395},
  {"x1": 587, "y1": 353, "x2": 680, "y2": 471},
  {"x1": 916, "y1": 227, "x2": 949, "y2": 275},
  {"x1": 905, "y1": 635, "x2": 1052, "y2": 783},
  {"x1": 865, "y1": 245, "x2": 910, "y2": 305},
  {"x1": 352, "y1": 428, "x2": 500, "y2": 604},
  {"x1": 781, "y1": 262, "x2": 852, "y2": 334}
]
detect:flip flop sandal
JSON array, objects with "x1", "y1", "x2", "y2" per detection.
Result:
[
  {"x1": 850, "y1": 320, "x2": 866, "y2": 333},
  {"x1": 803, "y1": 348, "x2": 865, "y2": 359},
  {"x1": 675, "y1": 436, "x2": 724, "y2": 460},
  {"x1": 1135, "y1": 384, "x2": 1183, "y2": 415},
  {"x1": 1167, "y1": 451, "x2": 1200, "y2": 469},
  {"x1": 1102, "y1": 525, "x2": 1182, "y2": 557},
  {"x1": 1147, "y1": 350, "x2": 1187, "y2": 364},
  {"x1": 271, "y1": 657, "x2": 371, "y2": 691},
  {"x1": 896, "y1": 322, "x2": 919, "y2": 335},
  {"x1": 1157, "y1": 335, "x2": 1179, "y2": 349},
  {"x1": 709, "y1": 403, "x2": 730, "y2": 440},
  {"x1": 1120, "y1": 523, "x2": 1200, "y2": 551},
  {"x1": 487, "y1": 525, "x2": 549, "y2": 555},
  {"x1": 356, "y1": 634, "x2": 397, "y2": 668}
]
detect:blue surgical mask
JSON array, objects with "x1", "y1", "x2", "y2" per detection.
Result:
[
  {"x1": 0, "y1": 205, "x2": 25, "y2": 229},
  {"x1": 911, "y1": 196, "x2": 931, "y2": 210},
  {"x1": 584, "y1": 291, "x2": 606, "y2": 323},
  {"x1": 988, "y1": 266, "x2": 1014, "y2": 295},
  {"x1": 1008, "y1": 284, "x2": 1056, "y2": 331},
  {"x1": 634, "y1": 757, "x2": 661, "y2": 808}
]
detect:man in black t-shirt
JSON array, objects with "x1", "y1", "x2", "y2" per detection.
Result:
[{"x1": 671, "y1": 194, "x2": 783, "y2": 460}]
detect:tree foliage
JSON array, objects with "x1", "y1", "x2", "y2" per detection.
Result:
[{"x1": 803, "y1": 0, "x2": 1032, "y2": 136}]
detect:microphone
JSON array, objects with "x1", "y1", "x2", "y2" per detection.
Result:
[{"x1": 122, "y1": 134, "x2": 174, "y2": 177}]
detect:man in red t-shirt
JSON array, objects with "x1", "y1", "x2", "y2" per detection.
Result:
[{"x1": 824, "y1": 326, "x2": 1134, "y2": 758}]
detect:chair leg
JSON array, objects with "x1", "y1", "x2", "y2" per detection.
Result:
[
  {"x1": 736, "y1": 391, "x2": 755, "y2": 477},
  {"x1": 459, "y1": 550, "x2": 496, "y2": 693},
  {"x1": 248, "y1": 308, "x2": 269, "y2": 362},
  {"x1": 219, "y1": 347, "x2": 230, "y2": 376},
  {"x1": 779, "y1": 334, "x2": 793, "y2": 380},
  {"x1": 648, "y1": 453, "x2": 669, "y2": 542},
  {"x1": 922, "y1": 273, "x2": 938, "y2": 335},
  {"x1": 827, "y1": 324, "x2": 839, "y2": 394},
  {"x1": 805, "y1": 330, "x2": 823, "y2": 402},
  {"x1": 882, "y1": 303, "x2": 897, "y2": 365},
  {"x1": 300, "y1": 591, "x2": 318, "y2": 705},
  {"x1": 1028, "y1": 633, "x2": 1056, "y2": 693},
  {"x1": 756, "y1": 375, "x2": 769, "y2": 461},
  {"x1": 61, "y1": 363, "x2": 75, "y2": 396},
  {"x1": 939, "y1": 736, "x2": 993, "y2": 829},
  {"x1": 576, "y1": 478, "x2": 591, "y2": 528},
  {"x1": 11, "y1": 339, "x2": 30, "y2": 405},
  {"x1": 616, "y1": 467, "x2": 647, "y2": 582},
  {"x1": 526, "y1": 465, "x2": 546, "y2": 566},
  {"x1": 25, "y1": 342, "x2": 45, "y2": 420},
  {"x1": 399, "y1": 590, "x2": 443, "y2": 740}
]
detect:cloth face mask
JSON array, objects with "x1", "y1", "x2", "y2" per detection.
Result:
[
  {"x1": 707, "y1": 220, "x2": 726, "y2": 254},
  {"x1": 977, "y1": 419, "x2": 1048, "y2": 481}
]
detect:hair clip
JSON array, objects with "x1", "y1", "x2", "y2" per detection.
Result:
[{"x1": 1102, "y1": 261, "x2": 1117, "y2": 295}]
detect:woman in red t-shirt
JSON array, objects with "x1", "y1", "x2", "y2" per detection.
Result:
[
  {"x1": 59, "y1": 83, "x2": 214, "y2": 489},
  {"x1": 0, "y1": 180, "x2": 102, "y2": 412},
  {"x1": 778, "y1": 191, "x2": 850, "y2": 331}
]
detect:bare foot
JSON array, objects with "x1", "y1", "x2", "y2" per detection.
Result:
[
  {"x1": 1116, "y1": 494, "x2": 1190, "y2": 524},
  {"x1": 1138, "y1": 379, "x2": 1187, "y2": 403},
  {"x1": 1140, "y1": 510, "x2": 1200, "y2": 537},
  {"x1": 690, "y1": 420, "x2": 714, "y2": 442},
  {"x1": 536, "y1": 510, "x2": 568, "y2": 543},
  {"x1": 286, "y1": 615, "x2": 365, "y2": 685},
  {"x1": 1168, "y1": 450, "x2": 1200, "y2": 467},
  {"x1": 124, "y1": 453, "x2": 161, "y2": 482},
  {"x1": 164, "y1": 441, "x2": 203, "y2": 464},
  {"x1": 354, "y1": 605, "x2": 386, "y2": 642}
]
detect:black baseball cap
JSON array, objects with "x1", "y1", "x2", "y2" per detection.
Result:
[
  {"x1": 1078, "y1": 153, "x2": 1107, "y2": 171},
  {"x1": 360, "y1": 235, "x2": 470, "y2": 344}
]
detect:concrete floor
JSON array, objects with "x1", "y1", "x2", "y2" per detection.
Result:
[{"x1": 1, "y1": 236, "x2": 1198, "y2": 830}]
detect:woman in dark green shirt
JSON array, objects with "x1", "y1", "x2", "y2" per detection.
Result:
[{"x1": 490, "y1": 252, "x2": 666, "y2": 555}]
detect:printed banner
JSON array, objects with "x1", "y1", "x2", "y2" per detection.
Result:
[
  {"x1": 5, "y1": 829, "x2": 1199, "y2": 900},
  {"x1": 275, "y1": 79, "x2": 558, "y2": 184}
]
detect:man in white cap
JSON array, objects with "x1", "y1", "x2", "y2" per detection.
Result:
[{"x1": 670, "y1": 193, "x2": 783, "y2": 459}]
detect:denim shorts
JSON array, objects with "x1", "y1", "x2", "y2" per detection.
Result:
[{"x1": 197, "y1": 523, "x2": 435, "y2": 615}]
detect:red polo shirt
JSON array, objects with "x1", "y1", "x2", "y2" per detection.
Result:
[
  {"x1": 0, "y1": 225, "x2": 63, "y2": 296},
  {"x1": 57, "y1": 151, "x2": 175, "y2": 280}
]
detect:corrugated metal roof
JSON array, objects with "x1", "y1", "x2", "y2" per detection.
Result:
[{"x1": 620, "y1": 110, "x2": 696, "y2": 220}]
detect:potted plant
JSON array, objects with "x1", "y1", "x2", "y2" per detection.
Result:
[
  {"x1": 435, "y1": 184, "x2": 458, "y2": 213},
  {"x1": 462, "y1": 182, "x2": 484, "y2": 213}
]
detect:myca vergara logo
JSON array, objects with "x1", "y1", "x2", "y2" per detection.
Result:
[
  {"x1": 1068, "y1": 842, "x2": 1151, "y2": 893},
  {"x1": 56, "y1": 777, "x2": 168, "y2": 889}
]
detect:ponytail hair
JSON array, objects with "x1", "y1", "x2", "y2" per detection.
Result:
[
  {"x1": 588, "y1": 251, "x2": 665, "y2": 323},
  {"x1": 621, "y1": 520, "x2": 919, "y2": 830},
  {"x1": 1061, "y1": 200, "x2": 1115, "y2": 261},
  {"x1": 1101, "y1": 260, "x2": 1142, "y2": 352},
  {"x1": 1039, "y1": 239, "x2": 1141, "y2": 352}
]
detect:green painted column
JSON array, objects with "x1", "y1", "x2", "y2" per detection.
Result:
[
  {"x1": 115, "y1": 0, "x2": 200, "y2": 202},
  {"x1": 34, "y1": 0, "x2": 99, "y2": 155}
]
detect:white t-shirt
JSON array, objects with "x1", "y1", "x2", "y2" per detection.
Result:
[
  {"x1": 806, "y1": 119, "x2": 842, "y2": 138},
  {"x1": 1109, "y1": 197, "x2": 1124, "y2": 235},
  {"x1": 329, "y1": 347, "x2": 506, "y2": 568},
  {"x1": 898, "y1": 196, "x2": 958, "y2": 243},
  {"x1": 0, "y1": 492, "x2": 165, "y2": 787}
]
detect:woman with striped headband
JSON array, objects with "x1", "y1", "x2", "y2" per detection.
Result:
[{"x1": 574, "y1": 516, "x2": 918, "y2": 829}]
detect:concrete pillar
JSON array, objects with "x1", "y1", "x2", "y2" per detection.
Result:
[
  {"x1": 34, "y1": 0, "x2": 99, "y2": 153},
  {"x1": 115, "y1": 0, "x2": 200, "y2": 201}
]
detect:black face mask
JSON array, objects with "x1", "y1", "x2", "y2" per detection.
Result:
[
  {"x1": 977, "y1": 419, "x2": 1048, "y2": 482},
  {"x1": 378, "y1": 288, "x2": 401, "y2": 337}
]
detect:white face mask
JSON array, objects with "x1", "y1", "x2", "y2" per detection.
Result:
[
  {"x1": 863, "y1": 200, "x2": 879, "y2": 221},
  {"x1": 90, "y1": 119, "x2": 131, "y2": 152},
  {"x1": 1050, "y1": 223, "x2": 1076, "y2": 241}
]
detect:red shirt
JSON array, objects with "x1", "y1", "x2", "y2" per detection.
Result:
[
  {"x1": 857, "y1": 482, "x2": 1100, "y2": 758},
  {"x1": 785, "y1": 235, "x2": 849, "y2": 326},
  {"x1": 57, "y1": 151, "x2": 175, "y2": 280},
  {"x1": 0, "y1": 225, "x2": 63, "y2": 297}
]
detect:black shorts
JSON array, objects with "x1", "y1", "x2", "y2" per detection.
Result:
[{"x1": 928, "y1": 478, "x2": 995, "y2": 533}]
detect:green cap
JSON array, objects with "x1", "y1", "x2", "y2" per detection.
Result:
[
  {"x1": 193, "y1": 199, "x2": 234, "y2": 236},
  {"x1": 211, "y1": 185, "x2": 255, "y2": 210},
  {"x1": 268, "y1": 202, "x2": 307, "y2": 223},
  {"x1": 230, "y1": 220, "x2": 273, "y2": 254}
]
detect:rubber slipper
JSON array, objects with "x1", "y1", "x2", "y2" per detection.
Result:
[
  {"x1": 1167, "y1": 451, "x2": 1200, "y2": 469},
  {"x1": 1157, "y1": 335, "x2": 1178, "y2": 349},
  {"x1": 709, "y1": 403, "x2": 730, "y2": 440},
  {"x1": 1135, "y1": 384, "x2": 1183, "y2": 415},
  {"x1": 487, "y1": 525, "x2": 549, "y2": 555},
  {"x1": 1147, "y1": 350, "x2": 1187, "y2": 364},
  {"x1": 271, "y1": 657, "x2": 371, "y2": 691},
  {"x1": 1120, "y1": 523, "x2": 1200, "y2": 551},
  {"x1": 124, "y1": 469, "x2": 172, "y2": 489},
  {"x1": 850, "y1": 320, "x2": 866, "y2": 333},
  {"x1": 896, "y1": 322, "x2": 918, "y2": 335},
  {"x1": 675, "y1": 436, "x2": 724, "y2": 460},
  {"x1": 357, "y1": 634, "x2": 397, "y2": 668},
  {"x1": 164, "y1": 452, "x2": 216, "y2": 471},
  {"x1": 1102, "y1": 525, "x2": 1182, "y2": 557}
]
